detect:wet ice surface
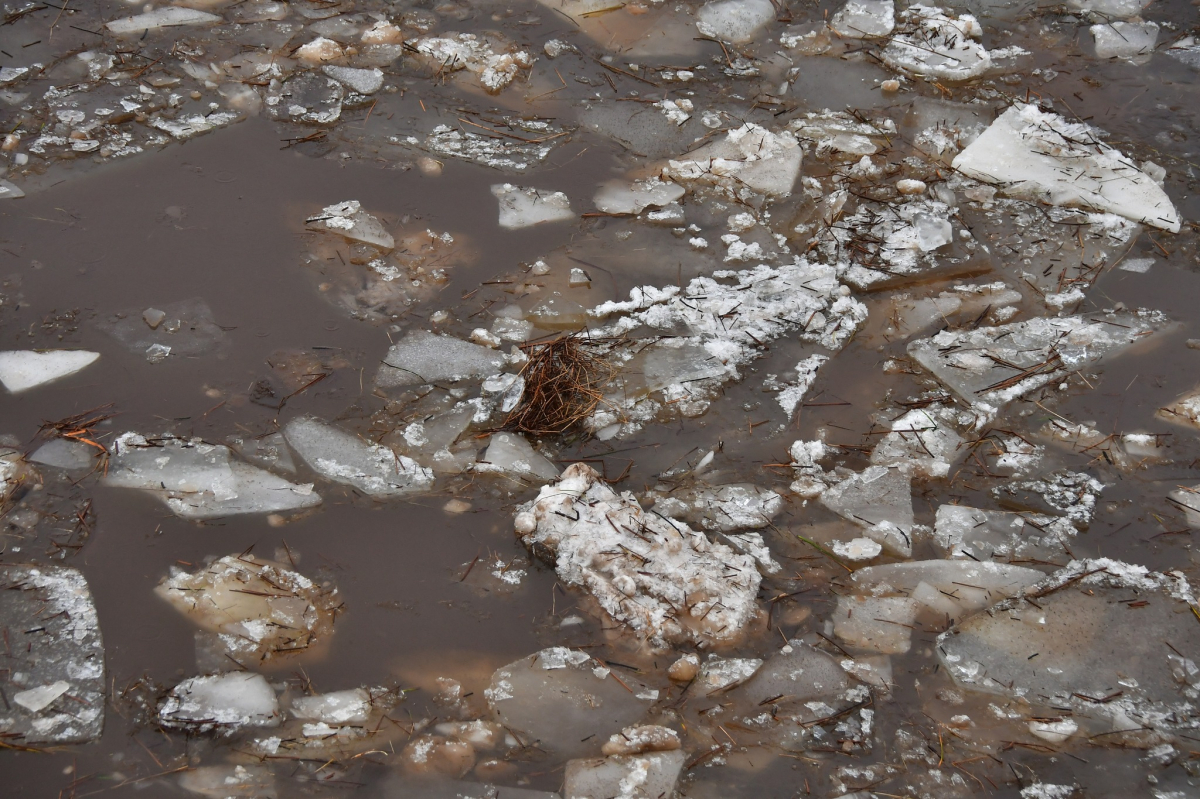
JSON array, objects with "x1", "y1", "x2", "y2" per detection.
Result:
[{"x1": 1, "y1": 0, "x2": 1200, "y2": 796}]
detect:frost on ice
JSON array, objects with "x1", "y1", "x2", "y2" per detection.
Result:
[
  {"x1": 156, "y1": 555, "x2": 340, "y2": 666},
  {"x1": 953, "y1": 104, "x2": 1181, "y2": 232},
  {"x1": 0, "y1": 565, "x2": 105, "y2": 744},
  {"x1": 513, "y1": 463, "x2": 763, "y2": 648}
]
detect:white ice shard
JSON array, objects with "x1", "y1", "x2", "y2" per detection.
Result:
[
  {"x1": 307, "y1": 200, "x2": 394, "y2": 250},
  {"x1": 908, "y1": 310, "x2": 1166, "y2": 422},
  {"x1": 775, "y1": 355, "x2": 828, "y2": 419},
  {"x1": 492, "y1": 184, "x2": 574, "y2": 229},
  {"x1": 851, "y1": 560, "x2": 1043, "y2": 614},
  {"x1": 105, "y1": 434, "x2": 322, "y2": 519},
  {"x1": 648, "y1": 483, "x2": 782, "y2": 533},
  {"x1": 159, "y1": 672, "x2": 282, "y2": 734},
  {"x1": 290, "y1": 689, "x2": 372, "y2": 724},
  {"x1": 476, "y1": 432, "x2": 560, "y2": 482},
  {"x1": 414, "y1": 34, "x2": 533, "y2": 93},
  {"x1": 952, "y1": 104, "x2": 1180, "y2": 232},
  {"x1": 322, "y1": 65, "x2": 384, "y2": 94},
  {"x1": 1092, "y1": 21, "x2": 1158, "y2": 63},
  {"x1": 376, "y1": 330, "x2": 507, "y2": 388},
  {"x1": 593, "y1": 179, "x2": 685, "y2": 215},
  {"x1": 106, "y1": 7, "x2": 220, "y2": 34},
  {"x1": 284, "y1": 416, "x2": 434, "y2": 498},
  {"x1": 695, "y1": 0, "x2": 776, "y2": 43},
  {"x1": 0, "y1": 350, "x2": 98, "y2": 393},
  {"x1": 869, "y1": 406, "x2": 965, "y2": 478},
  {"x1": 882, "y1": 6, "x2": 992, "y2": 82},
  {"x1": 513, "y1": 463, "x2": 762, "y2": 647},
  {"x1": 830, "y1": 0, "x2": 895, "y2": 38},
  {"x1": 564, "y1": 750, "x2": 686, "y2": 799},
  {"x1": 664, "y1": 123, "x2": 801, "y2": 198},
  {"x1": 156, "y1": 555, "x2": 339, "y2": 664},
  {"x1": 821, "y1": 466, "x2": 914, "y2": 556}
]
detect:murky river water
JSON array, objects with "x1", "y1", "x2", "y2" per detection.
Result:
[{"x1": 2, "y1": 0, "x2": 1200, "y2": 797}]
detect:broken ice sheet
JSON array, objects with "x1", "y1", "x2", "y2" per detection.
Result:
[
  {"x1": 475, "y1": 432, "x2": 560, "y2": 483},
  {"x1": 410, "y1": 118, "x2": 571, "y2": 172},
  {"x1": 307, "y1": 200, "x2": 394, "y2": 250},
  {"x1": 486, "y1": 647, "x2": 654, "y2": 759},
  {"x1": 881, "y1": 6, "x2": 1006, "y2": 82},
  {"x1": 106, "y1": 7, "x2": 221, "y2": 35},
  {"x1": 157, "y1": 555, "x2": 339, "y2": 666},
  {"x1": 830, "y1": 0, "x2": 896, "y2": 38},
  {"x1": 821, "y1": 465, "x2": 915, "y2": 556},
  {"x1": 663, "y1": 123, "x2": 802, "y2": 199},
  {"x1": 564, "y1": 750, "x2": 686, "y2": 799},
  {"x1": 492, "y1": 183, "x2": 573, "y2": 229},
  {"x1": 869, "y1": 405, "x2": 966, "y2": 478},
  {"x1": 0, "y1": 565, "x2": 105, "y2": 744},
  {"x1": 938, "y1": 559, "x2": 1200, "y2": 741},
  {"x1": 159, "y1": 672, "x2": 282, "y2": 735},
  {"x1": 991, "y1": 470, "x2": 1104, "y2": 528},
  {"x1": 0, "y1": 349, "x2": 98, "y2": 393},
  {"x1": 514, "y1": 463, "x2": 762, "y2": 648},
  {"x1": 376, "y1": 330, "x2": 506, "y2": 388},
  {"x1": 1092, "y1": 21, "x2": 1158, "y2": 64},
  {"x1": 593, "y1": 178, "x2": 685, "y2": 215},
  {"x1": 788, "y1": 110, "x2": 895, "y2": 157},
  {"x1": 284, "y1": 416, "x2": 434, "y2": 498},
  {"x1": 105, "y1": 433, "x2": 322, "y2": 519},
  {"x1": 99, "y1": 297, "x2": 227, "y2": 358},
  {"x1": 953, "y1": 104, "x2": 1181, "y2": 232},
  {"x1": 907, "y1": 310, "x2": 1166, "y2": 423},
  {"x1": 933, "y1": 504, "x2": 1079, "y2": 562},
  {"x1": 852, "y1": 560, "x2": 1043, "y2": 617}
]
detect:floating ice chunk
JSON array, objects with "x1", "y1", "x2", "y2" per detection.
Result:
[
  {"x1": 105, "y1": 434, "x2": 321, "y2": 519},
  {"x1": 938, "y1": 559, "x2": 1200, "y2": 738},
  {"x1": 1092, "y1": 21, "x2": 1158, "y2": 63},
  {"x1": 29, "y1": 438, "x2": 96, "y2": 471},
  {"x1": 831, "y1": 0, "x2": 895, "y2": 38},
  {"x1": 101, "y1": 298, "x2": 227, "y2": 358},
  {"x1": 649, "y1": 483, "x2": 782, "y2": 533},
  {"x1": 151, "y1": 111, "x2": 238, "y2": 140},
  {"x1": 1028, "y1": 718, "x2": 1078, "y2": 744},
  {"x1": 291, "y1": 689, "x2": 371, "y2": 724},
  {"x1": 266, "y1": 73, "x2": 343, "y2": 125},
  {"x1": 869, "y1": 406, "x2": 964, "y2": 478},
  {"x1": 882, "y1": 6, "x2": 992, "y2": 81},
  {"x1": 0, "y1": 566, "x2": 104, "y2": 743},
  {"x1": 513, "y1": 463, "x2": 762, "y2": 647},
  {"x1": 692, "y1": 657, "x2": 763, "y2": 695},
  {"x1": 834, "y1": 596, "x2": 920, "y2": 653},
  {"x1": 788, "y1": 111, "x2": 894, "y2": 156},
  {"x1": 821, "y1": 466, "x2": 914, "y2": 542},
  {"x1": 953, "y1": 105, "x2": 1180, "y2": 232},
  {"x1": 934, "y1": 504, "x2": 1078, "y2": 561},
  {"x1": 0, "y1": 67, "x2": 28, "y2": 85},
  {"x1": 0, "y1": 179, "x2": 24, "y2": 199},
  {"x1": 602, "y1": 724, "x2": 681, "y2": 755},
  {"x1": 476, "y1": 432, "x2": 560, "y2": 482},
  {"x1": 179, "y1": 765, "x2": 276, "y2": 799},
  {"x1": 908, "y1": 310, "x2": 1165, "y2": 422},
  {"x1": 1067, "y1": 0, "x2": 1151, "y2": 18},
  {"x1": 593, "y1": 179, "x2": 685, "y2": 215},
  {"x1": 376, "y1": 330, "x2": 506, "y2": 388},
  {"x1": 790, "y1": 439, "x2": 830, "y2": 497},
  {"x1": 1169, "y1": 485, "x2": 1200, "y2": 528},
  {"x1": 308, "y1": 200, "x2": 394, "y2": 250},
  {"x1": 106, "y1": 7, "x2": 221, "y2": 34},
  {"x1": 736, "y1": 641, "x2": 854, "y2": 706},
  {"x1": 776, "y1": 355, "x2": 828, "y2": 419},
  {"x1": 285, "y1": 416, "x2": 434, "y2": 497},
  {"x1": 1119, "y1": 257, "x2": 1155, "y2": 274},
  {"x1": 296, "y1": 37, "x2": 344, "y2": 65},
  {"x1": 695, "y1": 0, "x2": 776, "y2": 43},
  {"x1": 832, "y1": 538, "x2": 882, "y2": 562},
  {"x1": 487, "y1": 647, "x2": 654, "y2": 758},
  {"x1": 1020, "y1": 784, "x2": 1079, "y2": 799},
  {"x1": 1167, "y1": 37, "x2": 1200, "y2": 69},
  {"x1": 414, "y1": 34, "x2": 533, "y2": 93},
  {"x1": 418, "y1": 118, "x2": 569, "y2": 172},
  {"x1": 157, "y1": 555, "x2": 339, "y2": 664},
  {"x1": 160, "y1": 672, "x2": 281, "y2": 734},
  {"x1": 663, "y1": 123, "x2": 802, "y2": 198},
  {"x1": 492, "y1": 184, "x2": 573, "y2": 229},
  {"x1": 323, "y1": 65, "x2": 384, "y2": 94},
  {"x1": 0, "y1": 350, "x2": 98, "y2": 393},
  {"x1": 564, "y1": 750, "x2": 686, "y2": 799},
  {"x1": 992, "y1": 470, "x2": 1104, "y2": 528},
  {"x1": 852, "y1": 560, "x2": 1043, "y2": 613}
]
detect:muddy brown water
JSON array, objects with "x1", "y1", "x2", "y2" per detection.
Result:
[{"x1": 3, "y1": 0, "x2": 1200, "y2": 797}]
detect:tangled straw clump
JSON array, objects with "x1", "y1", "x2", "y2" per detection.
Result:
[{"x1": 504, "y1": 334, "x2": 616, "y2": 436}]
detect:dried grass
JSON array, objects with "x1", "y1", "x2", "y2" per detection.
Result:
[{"x1": 504, "y1": 334, "x2": 616, "y2": 436}]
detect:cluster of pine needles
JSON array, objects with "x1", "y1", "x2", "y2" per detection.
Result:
[{"x1": 504, "y1": 334, "x2": 616, "y2": 436}]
